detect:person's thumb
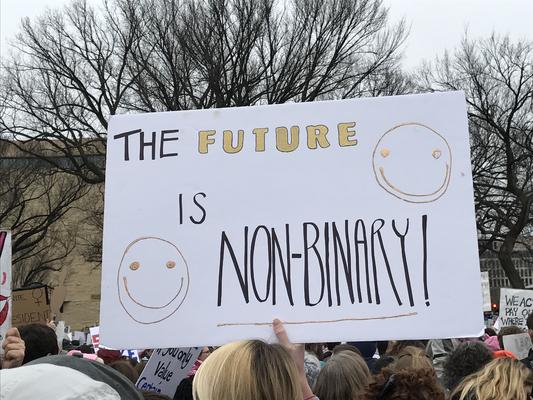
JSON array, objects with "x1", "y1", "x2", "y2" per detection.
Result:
[{"x1": 6, "y1": 327, "x2": 21, "y2": 339}]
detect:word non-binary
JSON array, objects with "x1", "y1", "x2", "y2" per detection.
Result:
[{"x1": 217, "y1": 215, "x2": 430, "y2": 308}]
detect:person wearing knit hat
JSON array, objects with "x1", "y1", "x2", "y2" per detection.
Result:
[
  {"x1": 27, "y1": 355, "x2": 144, "y2": 400},
  {"x1": 0, "y1": 364, "x2": 120, "y2": 400}
]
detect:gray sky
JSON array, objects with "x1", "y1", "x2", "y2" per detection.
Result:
[{"x1": 1, "y1": 0, "x2": 532, "y2": 68}]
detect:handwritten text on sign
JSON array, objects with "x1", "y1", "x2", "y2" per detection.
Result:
[
  {"x1": 499, "y1": 288, "x2": 533, "y2": 328},
  {"x1": 100, "y1": 92, "x2": 483, "y2": 349},
  {"x1": 136, "y1": 347, "x2": 201, "y2": 397}
]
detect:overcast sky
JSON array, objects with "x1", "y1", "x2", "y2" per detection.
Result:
[{"x1": 1, "y1": 0, "x2": 532, "y2": 69}]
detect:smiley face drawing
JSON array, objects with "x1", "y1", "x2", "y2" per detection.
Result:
[
  {"x1": 372, "y1": 123, "x2": 452, "y2": 203},
  {"x1": 117, "y1": 237, "x2": 189, "y2": 324}
]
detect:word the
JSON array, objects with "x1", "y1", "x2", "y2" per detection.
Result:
[{"x1": 113, "y1": 129, "x2": 180, "y2": 161}]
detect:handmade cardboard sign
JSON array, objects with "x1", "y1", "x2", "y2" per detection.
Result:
[
  {"x1": 481, "y1": 271, "x2": 491, "y2": 312},
  {"x1": 499, "y1": 288, "x2": 533, "y2": 328},
  {"x1": 0, "y1": 230, "x2": 12, "y2": 345},
  {"x1": 11, "y1": 286, "x2": 51, "y2": 327},
  {"x1": 100, "y1": 91, "x2": 483, "y2": 349},
  {"x1": 503, "y1": 333, "x2": 532, "y2": 360},
  {"x1": 136, "y1": 347, "x2": 201, "y2": 396}
]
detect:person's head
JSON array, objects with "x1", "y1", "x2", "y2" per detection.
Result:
[
  {"x1": 527, "y1": 312, "x2": 533, "y2": 340},
  {"x1": 386, "y1": 340, "x2": 426, "y2": 356},
  {"x1": 0, "y1": 364, "x2": 121, "y2": 400},
  {"x1": 314, "y1": 352, "x2": 370, "y2": 400},
  {"x1": 363, "y1": 368, "x2": 446, "y2": 400},
  {"x1": 198, "y1": 347, "x2": 211, "y2": 362},
  {"x1": 109, "y1": 360, "x2": 140, "y2": 384},
  {"x1": 498, "y1": 325, "x2": 524, "y2": 349},
  {"x1": 18, "y1": 323, "x2": 59, "y2": 364},
  {"x1": 371, "y1": 356, "x2": 395, "y2": 375},
  {"x1": 305, "y1": 343, "x2": 324, "y2": 359},
  {"x1": 443, "y1": 341, "x2": 493, "y2": 391},
  {"x1": 332, "y1": 343, "x2": 362, "y2": 356},
  {"x1": 484, "y1": 327, "x2": 497, "y2": 337},
  {"x1": 451, "y1": 357, "x2": 533, "y2": 400},
  {"x1": 27, "y1": 354, "x2": 144, "y2": 399},
  {"x1": 390, "y1": 346, "x2": 433, "y2": 372},
  {"x1": 193, "y1": 340, "x2": 301, "y2": 400}
]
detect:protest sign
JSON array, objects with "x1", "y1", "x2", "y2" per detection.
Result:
[
  {"x1": 503, "y1": 333, "x2": 532, "y2": 360},
  {"x1": 11, "y1": 286, "x2": 51, "y2": 327},
  {"x1": 136, "y1": 347, "x2": 201, "y2": 396},
  {"x1": 122, "y1": 349, "x2": 140, "y2": 362},
  {"x1": 480, "y1": 271, "x2": 491, "y2": 312},
  {"x1": 89, "y1": 326, "x2": 100, "y2": 351},
  {"x1": 0, "y1": 230, "x2": 12, "y2": 345},
  {"x1": 499, "y1": 288, "x2": 533, "y2": 328},
  {"x1": 100, "y1": 91, "x2": 484, "y2": 349}
]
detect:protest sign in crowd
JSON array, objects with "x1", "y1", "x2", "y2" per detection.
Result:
[{"x1": 0, "y1": 87, "x2": 532, "y2": 400}]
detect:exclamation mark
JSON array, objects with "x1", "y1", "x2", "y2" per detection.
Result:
[{"x1": 422, "y1": 214, "x2": 430, "y2": 306}]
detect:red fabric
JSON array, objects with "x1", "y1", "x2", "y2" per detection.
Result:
[
  {"x1": 493, "y1": 350, "x2": 517, "y2": 359},
  {"x1": 97, "y1": 349, "x2": 122, "y2": 364}
]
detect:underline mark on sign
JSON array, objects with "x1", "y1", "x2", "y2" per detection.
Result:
[{"x1": 216, "y1": 311, "x2": 418, "y2": 327}]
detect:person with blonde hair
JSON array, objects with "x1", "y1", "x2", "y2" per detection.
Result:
[
  {"x1": 193, "y1": 319, "x2": 316, "y2": 400},
  {"x1": 450, "y1": 357, "x2": 533, "y2": 400},
  {"x1": 314, "y1": 351, "x2": 370, "y2": 400}
]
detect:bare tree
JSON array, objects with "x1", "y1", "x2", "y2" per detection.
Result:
[
  {"x1": 0, "y1": 139, "x2": 89, "y2": 288},
  {"x1": 419, "y1": 35, "x2": 533, "y2": 288},
  {"x1": 0, "y1": 0, "x2": 141, "y2": 184},
  {"x1": 126, "y1": 0, "x2": 407, "y2": 111},
  {"x1": 1, "y1": 0, "x2": 406, "y2": 180}
]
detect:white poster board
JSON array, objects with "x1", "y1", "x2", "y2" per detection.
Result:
[
  {"x1": 136, "y1": 347, "x2": 201, "y2": 396},
  {"x1": 499, "y1": 288, "x2": 533, "y2": 328},
  {"x1": 0, "y1": 230, "x2": 12, "y2": 346},
  {"x1": 481, "y1": 271, "x2": 491, "y2": 312},
  {"x1": 100, "y1": 91, "x2": 484, "y2": 349},
  {"x1": 503, "y1": 333, "x2": 532, "y2": 360}
]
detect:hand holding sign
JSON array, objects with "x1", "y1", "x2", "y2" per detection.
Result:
[
  {"x1": 1, "y1": 327, "x2": 25, "y2": 369},
  {"x1": 273, "y1": 318, "x2": 315, "y2": 400}
]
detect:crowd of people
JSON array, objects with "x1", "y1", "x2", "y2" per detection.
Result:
[{"x1": 2, "y1": 316, "x2": 533, "y2": 400}]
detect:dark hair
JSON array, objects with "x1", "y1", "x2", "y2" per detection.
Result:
[
  {"x1": 109, "y1": 360, "x2": 140, "y2": 383},
  {"x1": 18, "y1": 323, "x2": 59, "y2": 364},
  {"x1": 527, "y1": 312, "x2": 533, "y2": 331},
  {"x1": 173, "y1": 376, "x2": 193, "y2": 400},
  {"x1": 371, "y1": 356, "x2": 395, "y2": 375},
  {"x1": 484, "y1": 327, "x2": 497, "y2": 337},
  {"x1": 377, "y1": 341, "x2": 389, "y2": 356},
  {"x1": 333, "y1": 344, "x2": 362, "y2": 356},
  {"x1": 498, "y1": 325, "x2": 524, "y2": 349},
  {"x1": 363, "y1": 368, "x2": 446, "y2": 400},
  {"x1": 443, "y1": 341, "x2": 493, "y2": 391},
  {"x1": 141, "y1": 391, "x2": 173, "y2": 400}
]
